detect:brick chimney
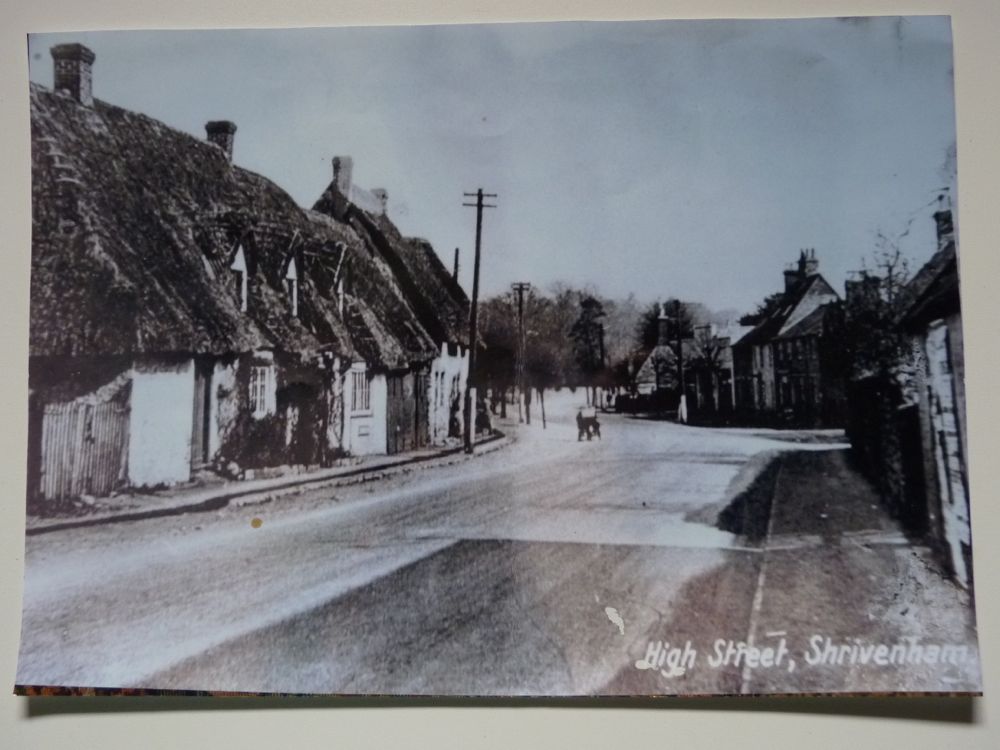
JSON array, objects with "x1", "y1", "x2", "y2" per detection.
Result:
[
  {"x1": 934, "y1": 194, "x2": 954, "y2": 251},
  {"x1": 332, "y1": 156, "x2": 354, "y2": 197},
  {"x1": 205, "y1": 121, "x2": 237, "y2": 162},
  {"x1": 802, "y1": 247, "x2": 819, "y2": 276},
  {"x1": 51, "y1": 43, "x2": 96, "y2": 107}
]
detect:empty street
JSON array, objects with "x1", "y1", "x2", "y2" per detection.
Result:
[{"x1": 16, "y1": 395, "x2": 979, "y2": 695}]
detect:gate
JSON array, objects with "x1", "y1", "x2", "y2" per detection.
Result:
[
  {"x1": 39, "y1": 400, "x2": 129, "y2": 500},
  {"x1": 386, "y1": 372, "x2": 416, "y2": 454},
  {"x1": 414, "y1": 369, "x2": 430, "y2": 448},
  {"x1": 191, "y1": 358, "x2": 213, "y2": 469}
]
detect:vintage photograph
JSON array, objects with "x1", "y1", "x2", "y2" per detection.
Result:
[{"x1": 16, "y1": 16, "x2": 980, "y2": 696}]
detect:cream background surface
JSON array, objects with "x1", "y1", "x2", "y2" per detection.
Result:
[{"x1": 0, "y1": 1, "x2": 997, "y2": 748}]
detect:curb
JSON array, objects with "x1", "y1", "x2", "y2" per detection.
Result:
[{"x1": 26, "y1": 431, "x2": 510, "y2": 536}]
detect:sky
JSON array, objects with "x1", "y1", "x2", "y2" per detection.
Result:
[{"x1": 27, "y1": 17, "x2": 958, "y2": 314}]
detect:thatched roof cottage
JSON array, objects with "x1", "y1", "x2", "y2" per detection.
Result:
[
  {"x1": 27, "y1": 43, "x2": 455, "y2": 502},
  {"x1": 312, "y1": 157, "x2": 472, "y2": 449}
]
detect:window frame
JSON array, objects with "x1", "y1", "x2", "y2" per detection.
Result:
[
  {"x1": 248, "y1": 364, "x2": 276, "y2": 419},
  {"x1": 350, "y1": 368, "x2": 372, "y2": 415}
]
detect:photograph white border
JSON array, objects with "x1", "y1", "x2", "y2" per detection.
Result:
[{"x1": 0, "y1": 0, "x2": 997, "y2": 747}]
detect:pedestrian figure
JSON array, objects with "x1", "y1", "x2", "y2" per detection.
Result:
[
  {"x1": 476, "y1": 395, "x2": 492, "y2": 433},
  {"x1": 448, "y1": 393, "x2": 462, "y2": 438},
  {"x1": 577, "y1": 406, "x2": 600, "y2": 441}
]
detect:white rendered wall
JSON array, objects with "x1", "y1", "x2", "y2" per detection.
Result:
[
  {"x1": 369, "y1": 374, "x2": 388, "y2": 454},
  {"x1": 208, "y1": 358, "x2": 238, "y2": 460},
  {"x1": 344, "y1": 366, "x2": 388, "y2": 456},
  {"x1": 127, "y1": 358, "x2": 195, "y2": 487},
  {"x1": 325, "y1": 357, "x2": 345, "y2": 455},
  {"x1": 429, "y1": 343, "x2": 469, "y2": 445}
]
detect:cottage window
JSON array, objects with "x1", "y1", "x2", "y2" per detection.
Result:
[
  {"x1": 231, "y1": 244, "x2": 249, "y2": 312},
  {"x1": 249, "y1": 365, "x2": 276, "y2": 418},
  {"x1": 351, "y1": 369, "x2": 371, "y2": 413},
  {"x1": 285, "y1": 257, "x2": 299, "y2": 317}
]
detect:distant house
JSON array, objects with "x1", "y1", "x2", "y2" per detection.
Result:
[
  {"x1": 312, "y1": 156, "x2": 471, "y2": 451},
  {"x1": 686, "y1": 322, "x2": 753, "y2": 422},
  {"x1": 732, "y1": 250, "x2": 847, "y2": 427},
  {"x1": 634, "y1": 304, "x2": 691, "y2": 400},
  {"x1": 26, "y1": 43, "x2": 457, "y2": 503},
  {"x1": 633, "y1": 305, "x2": 750, "y2": 423}
]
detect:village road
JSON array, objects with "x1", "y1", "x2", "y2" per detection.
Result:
[{"x1": 16, "y1": 392, "x2": 976, "y2": 695}]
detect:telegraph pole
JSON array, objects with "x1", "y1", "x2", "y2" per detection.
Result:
[
  {"x1": 597, "y1": 322, "x2": 606, "y2": 410},
  {"x1": 511, "y1": 282, "x2": 531, "y2": 424},
  {"x1": 673, "y1": 299, "x2": 688, "y2": 424},
  {"x1": 462, "y1": 188, "x2": 496, "y2": 453}
]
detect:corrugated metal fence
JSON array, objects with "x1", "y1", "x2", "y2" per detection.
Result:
[{"x1": 40, "y1": 401, "x2": 129, "y2": 500}]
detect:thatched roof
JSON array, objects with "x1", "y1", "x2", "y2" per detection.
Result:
[
  {"x1": 898, "y1": 240, "x2": 959, "y2": 329},
  {"x1": 29, "y1": 83, "x2": 363, "y2": 360},
  {"x1": 28, "y1": 81, "x2": 445, "y2": 374},
  {"x1": 302, "y1": 211, "x2": 438, "y2": 369},
  {"x1": 313, "y1": 184, "x2": 470, "y2": 349}
]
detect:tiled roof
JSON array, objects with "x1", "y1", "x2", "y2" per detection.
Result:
[{"x1": 734, "y1": 274, "x2": 837, "y2": 348}]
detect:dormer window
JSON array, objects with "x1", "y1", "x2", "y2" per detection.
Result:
[
  {"x1": 285, "y1": 257, "x2": 299, "y2": 317},
  {"x1": 231, "y1": 244, "x2": 249, "y2": 312}
]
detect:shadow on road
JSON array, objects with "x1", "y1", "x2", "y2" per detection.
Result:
[{"x1": 714, "y1": 458, "x2": 781, "y2": 542}]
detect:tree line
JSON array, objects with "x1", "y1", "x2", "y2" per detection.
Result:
[{"x1": 474, "y1": 283, "x2": 737, "y2": 406}]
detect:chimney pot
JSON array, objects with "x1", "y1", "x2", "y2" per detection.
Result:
[
  {"x1": 332, "y1": 156, "x2": 354, "y2": 198},
  {"x1": 804, "y1": 248, "x2": 819, "y2": 276},
  {"x1": 50, "y1": 43, "x2": 96, "y2": 107},
  {"x1": 205, "y1": 121, "x2": 237, "y2": 162},
  {"x1": 933, "y1": 206, "x2": 954, "y2": 251}
]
